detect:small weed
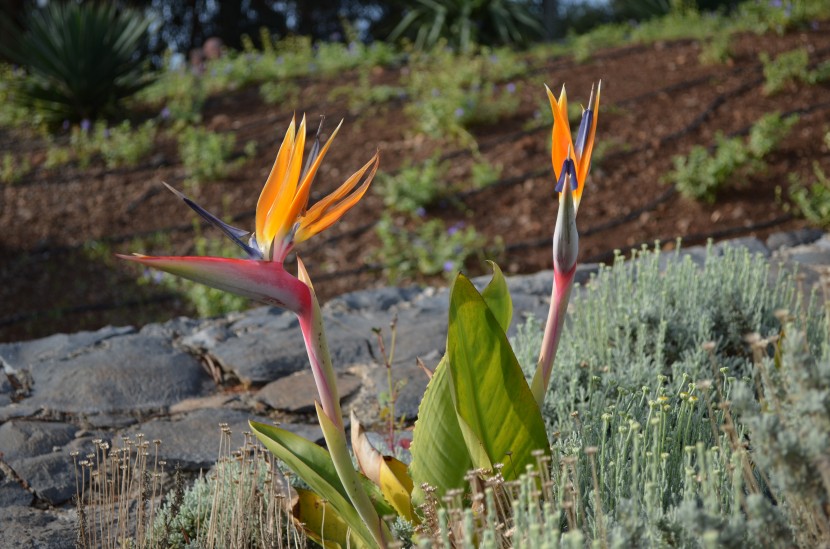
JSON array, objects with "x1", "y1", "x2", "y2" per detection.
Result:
[
  {"x1": 470, "y1": 158, "x2": 502, "y2": 189},
  {"x1": 259, "y1": 80, "x2": 300, "y2": 106},
  {"x1": 788, "y1": 161, "x2": 830, "y2": 227},
  {"x1": 374, "y1": 213, "x2": 488, "y2": 282},
  {"x1": 699, "y1": 33, "x2": 732, "y2": 65},
  {"x1": 761, "y1": 48, "x2": 810, "y2": 95},
  {"x1": 376, "y1": 155, "x2": 449, "y2": 214},
  {"x1": 177, "y1": 126, "x2": 240, "y2": 184},
  {"x1": 0, "y1": 152, "x2": 31, "y2": 184}
]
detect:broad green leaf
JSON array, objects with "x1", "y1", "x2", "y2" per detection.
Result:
[
  {"x1": 408, "y1": 355, "x2": 471, "y2": 506},
  {"x1": 293, "y1": 488, "x2": 361, "y2": 549},
  {"x1": 249, "y1": 420, "x2": 394, "y2": 547},
  {"x1": 481, "y1": 261, "x2": 512, "y2": 332},
  {"x1": 447, "y1": 275, "x2": 550, "y2": 480},
  {"x1": 409, "y1": 265, "x2": 513, "y2": 505}
]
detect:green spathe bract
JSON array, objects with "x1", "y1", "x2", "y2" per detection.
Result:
[
  {"x1": 446, "y1": 274, "x2": 550, "y2": 476},
  {"x1": 409, "y1": 261, "x2": 516, "y2": 504}
]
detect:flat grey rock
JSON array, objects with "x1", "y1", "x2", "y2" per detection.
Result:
[
  {"x1": 0, "y1": 506, "x2": 76, "y2": 549},
  {"x1": 0, "y1": 420, "x2": 76, "y2": 461},
  {"x1": 0, "y1": 325, "x2": 135, "y2": 372},
  {"x1": 713, "y1": 236, "x2": 770, "y2": 258},
  {"x1": 118, "y1": 408, "x2": 324, "y2": 470},
  {"x1": 0, "y1": 331, "x2": 214, "y2": 416},
  {"x1": 326, "y1": 285, "x2": 424, "y2": 312},
  {"x1": 257, "y1": 370, "x2": 362, "y2": 414},
  {"x1": 11, "y1": 451, "x2": 76, "y2": 505},
  {"x1": 0, "y1": 475, "x2": 32, "y2": 507},
  {"x1": 766, "y1": 228, "x2": 823, "y2": 251}
]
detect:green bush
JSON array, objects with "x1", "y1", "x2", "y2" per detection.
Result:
[
  {"x1": 670, "y1": 112, "x2": 797, "y2": 202},
  {"x1": 0, "y1": 2, "x2": 153, "y2": 121},
  {"x1": 177, "y1": 126, "x2": 238, "y2": 184},
  {"x1": 404, "y1": 47, "x2": 525, "y2": 146},
  {"x1": 376, "y1": 155, "x2": 449, "y2": 213},
  {"x1": 43, "y1": 120, "x2": 158, "y2": 170},
  {"x1": 761, "y1": 47, "x2": 830, "y2": 95},
  {"x1": 0, "y1": 64, "x2": 40, "y2": 128},
  {"x1": 761, "y1": 48, "x2": 810, "y2": 95},
  {"x1": 136, "y1": 66, "x2": 205, "y2": 125},
  {"x1": 98, "y1": 120, "x2": 158, "y2": 169},
  {"x1": 789, "y1": 162, "x2": 830, "y2": 228}
]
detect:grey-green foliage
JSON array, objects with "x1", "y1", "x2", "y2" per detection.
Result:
[
  {"x1": 731, "y1": 319, "x2": 830, "y2": 548},
  {"x1": 153, "y1": 457, "x2": 298, "y2": 549},
  {"x1": 504, "y1": 243, "x2": 826, "y2": 547}
]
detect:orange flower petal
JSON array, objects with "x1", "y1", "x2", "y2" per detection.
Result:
[
  {"x1": 256, "y1": 116, "x2": 296, "y2": 245},
  {"x1": 546, "y1": 84, "x2": 575, "y2": 181},
  {"x1": 263, "y1": 115, "x2": 307, "y2": 246},
  {"x1": 283, "y1": 119, "x2": 344, "y2": 229},
  {"x1": 297, "y1": 153, "x2": 379, "y2": 242}
]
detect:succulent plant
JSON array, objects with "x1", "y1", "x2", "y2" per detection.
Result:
[{"x1": 0, "y1": 2, "x2": 153, "y2": 121}]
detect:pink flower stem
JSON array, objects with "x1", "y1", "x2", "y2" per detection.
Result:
[
  {"x1": 297, "y1": 303, "x2": 344, "y2": 432},
  {"x1": 531, "y1": 264, "x2": 577, "y2": 407}
]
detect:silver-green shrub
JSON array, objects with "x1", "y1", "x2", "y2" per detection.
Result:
[{"x1": 499, "y1": 243, "x2": 827, "y2": 548}]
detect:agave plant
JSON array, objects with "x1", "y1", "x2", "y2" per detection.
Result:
[
  {"x1": 0, "y1": 2, "x2": 153, "y2": 121},
  {"x1": 388, "y1": 0, "x2": 543, "y2": 52}
]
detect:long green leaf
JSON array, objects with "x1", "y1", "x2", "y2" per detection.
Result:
[
  {"x1": 249, "y1": 420, "x2": 394, "y2": 548},
  {"x1": 408, "y1": 355, "x2": 470, "y2": 506},
  {"x1": 409, "y1": 264, "x2": 513, "y2": 504},
  {"x1": 447, "y1": 275, "x2": 550, "y2": 480}
]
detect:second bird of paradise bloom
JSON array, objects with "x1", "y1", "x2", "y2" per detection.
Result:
[
  {"x1": 530, "y1": 81, "x2": 601, "y2": 407},
  {"x1": 119, "y1": 115, "x2": 391, "y2": 546}
]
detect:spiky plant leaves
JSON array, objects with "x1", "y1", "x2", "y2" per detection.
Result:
[
  {"x1": 0, "y1": 2, "x2": 153, "y2": 121},
  {"x1": 388, "y1": 0, "x2": 542, "y2": 52}
]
